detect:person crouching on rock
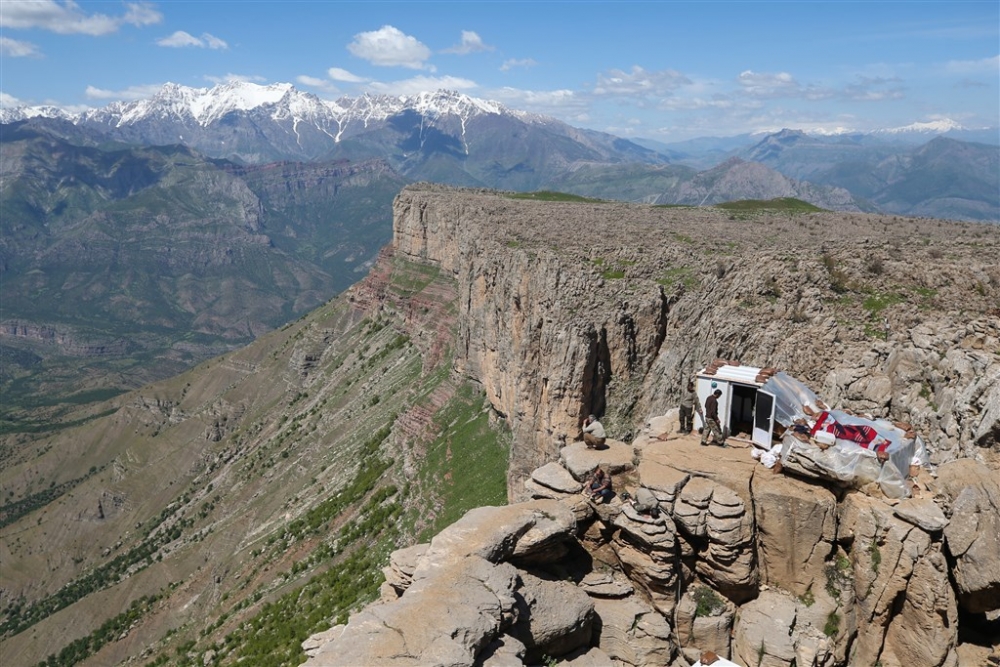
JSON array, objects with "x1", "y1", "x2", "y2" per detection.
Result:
[
  {"x1": 581, "y1": 414, "x2": 606, "y2": 449},
  {"x1": 587, "y1": 466, "x2": 613, "y2": 502}
]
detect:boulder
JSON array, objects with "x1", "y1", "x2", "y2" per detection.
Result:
[
  {"x1": 881, "y1": 546, "x2": 958, "y2": 667},
  {"x1": 674, "y1": 585, "x2": 735, "y2": 659},
  {"x1": 532, "y1": 461, "x2": 584, "y2": 493},
  {"x1": 837, "y1": 492, "x2": 934, "y2": 666},
  {"x1": 380, "y1": 543, "x2": 429, "y2": 601},
  {"x1": 559, "y1": 646, "x2": 615, "y2": 666},
  {"x1": 578, "y1": 568, "x2": 635, "y2": 598},
  {"x1": 560, "y1": 440, "x2": 636, "y2": 481},
  {"x1": 306, "y1": 557, "x2": 519, "y2": 666},
  {"x1": 412, "y1": 500, "x2": 577, "y2": 580},
  {"x1": 893, "y1": 497, "x2": 949, "y2": 533},
  {"x1": 512, "y1": 571, "x2": 595, "y2": 662},
  {"x1": 752, "y1": 472, "x2": 837, "y2": 597},
  {"x1": 934, "y1": 459, "x2": 1000, "y2": 613},
  {"x1": 674, "y1": 477, "x2": 757, "y2": 601},
  {"x1": 637, "y1": 457, "x2": 690, "y2": 511},
  {"x1": 592, "y1": 595, "x2": 676, "y2": 666},
  {"x1": 477, "y1": 634, "x2": 526, "y2": 667},
  {"x1": 731, "y1": 590, "x2": 834, "y2": 667}
]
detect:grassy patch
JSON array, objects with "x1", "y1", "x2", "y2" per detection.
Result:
[
  {"x1": 657, "y1": 266, "x2": 698, "y2": 290},
  {"x1": 716, "y1": 197, "x2": 825, "y2": 214},
  {"x1": 505, "y1": 191, "x2": 606, "y2": 203},
  {"x1": 862, "y1": 292, "x2": 905, "y2": 317},
  {"x1": 415, "y1": 384, "x2": 510, "y2": 540},
  {"x1": 693, "y1": 586, "x2": 726, "y2": 617}
]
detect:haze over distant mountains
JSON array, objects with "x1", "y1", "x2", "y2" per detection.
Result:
[{"x1": 3, "y1": 81, "x2": 997, "y2": 222}]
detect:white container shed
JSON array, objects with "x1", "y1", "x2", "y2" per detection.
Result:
[{"x1": 694, "y1": 362, "x2": 777, "y2": 447}]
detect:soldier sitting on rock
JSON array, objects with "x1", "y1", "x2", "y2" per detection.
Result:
[
  {"x1": 580, "y1": 414, "x2": 607, "y2": 449},
  {"x1": 586, "y1": 466, "x2": 613, "y2": 502}
]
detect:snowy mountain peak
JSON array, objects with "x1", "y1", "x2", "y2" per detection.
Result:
[
  {"x1": 1, "y1": 83, "x2": 527, "y2": 129},
  {"x1": 878, "y1": 118, "x2": 967, "y2": 135}
]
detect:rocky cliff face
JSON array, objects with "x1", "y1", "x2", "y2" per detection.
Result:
[
  {"x1": 303, "y1": 185, "x2": 999, "y2": 666},
  {"x1": 391, "y1": 185, "x2": 999, "y2": 497}
]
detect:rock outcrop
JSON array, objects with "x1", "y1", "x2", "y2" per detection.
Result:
[
  {"x1": 390, "y1": 185, "x2": 1000, "y2": 504},
  {"x1": 306, "y1": 423, "x2": 1000, "y2": 667}
]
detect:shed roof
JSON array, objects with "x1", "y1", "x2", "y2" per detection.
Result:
[{"x1": 697, "y1": 364, "x2": 764, "y2": 387}]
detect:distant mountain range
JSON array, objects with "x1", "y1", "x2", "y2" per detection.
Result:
[
  {"x1": 0, "y1": 121, "x2": 404, "y2": 405},
  {"x1": 1, "y1": 83, "x2": 996, "y2": 410},
  {"x1": 3, "y1": 82, "x2": 996, "y2": 222}
]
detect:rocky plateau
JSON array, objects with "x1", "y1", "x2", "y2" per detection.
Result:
[{"x1": 2, "y1": 185, "x2": 998, "y2": 667}]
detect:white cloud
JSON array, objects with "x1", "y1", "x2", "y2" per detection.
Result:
[
  {"x1": 0, "y1": 1, "x2": 161, "y2": 36},
  {"x1": 157, "y1": 30, "x2": 201, "y2": 48},
  {"x1": 328, "y1": 67, "x2": 367, "y2": 83},
  {"x1": 500, "y1": 58, "x2": 536, "y2": 72},
  {"x1": 488, "y1": 86, "x2": 590, "y2": 118},
  {"x1": 0, "y1": 91, "x2": 25, "y2": 107},
  {"x1": 85, "y1": 83, "x2": 164, "y2": 100},
  {"x1": 593, "y1": 66, "x2": 691, "y2": 99},
  {"x1": 841, "y1": 76, "x2": 904, "y2": 101},
  {"x1": 157, "y1": 31, "x2": 228, "y2": 49},
  {"x1": 368, "y1": 75, "x2": 477, "y2": 96},
  {"x1": 297, "y1": 75, "x2": 340, "y2": 94},
  {"x1": 737, "y1": 70, "x2": 799, "y2": 97},
  {"x1": 202, "y1": 33, "x2": 228, "y2": 50},
  {"x1": 657, "y1": 95, "x2": 736, "y2": 111},
  {"x1": 203, "y1": 73, "x2": 266, "y2": 85},
  {"x1": 347, "y1": 25, "x2": 433, "y2": 70},
  {"x1": 0, "y1": 36, "x2": 40, "y2": 57},
  {"x1": 442, "y1": 30, "x2": 493, "y2": 54},
  {"x1": 943, "y1": 54, "x2": 1000, "y2": 74}
]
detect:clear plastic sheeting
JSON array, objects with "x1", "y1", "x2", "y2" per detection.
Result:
[
  {"x1": 760, "y1": 372, "x2": 823, "y2": 426},
  {"x1": 762, "y1": 373, "x2": 922, "y2": 499}
]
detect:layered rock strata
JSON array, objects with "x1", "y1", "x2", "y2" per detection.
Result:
[
  {"x1": 388, "y1": 187, "x2": 1000, "y2": 502},
  {"x1": 306, "y1": 422, "x2": 1000, "y2": 667}
]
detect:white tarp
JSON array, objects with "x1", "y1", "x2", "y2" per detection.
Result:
[{"x1": 759, "y1": 372, "x2": 925, "y2": 499}]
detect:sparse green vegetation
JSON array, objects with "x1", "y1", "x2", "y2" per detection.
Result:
[
  {"x1": 820, "y1": 252, "x2": 852, "y2": 294},
  {"x1": 824, "y1": 610, "x2": 841, "y2": 638},
  {"x1": 716, "y1": 197, "x2": 825, "y2": 214},
  {"x1": 869, "y1": 539, "x2": 882, "y2": 574},
  {"x1": 414, "y1": 383, "x2": 510, "y2": 540},
  {"x1": 862, "y1": 292, "x2": 904, "y2": 317},
  {"x1": 506, "y1": 190, "x2": 606, "y2": 203},
  {"x1": 38, "y1": 593, "x2": 165, "y2": 667},
  {"x1": 825, "y1": 553, "x2": 852, "y2": 600},
  {"x1": 693, "y1": 586, "x2": 726, "y2": 617},
  {"x1": 657, "y1": 266, "x2": 698, "y2": 290}
]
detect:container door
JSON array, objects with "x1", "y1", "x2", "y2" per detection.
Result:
[{"x1": 752, "y1": 390, "x2": 775, "y2": 447}]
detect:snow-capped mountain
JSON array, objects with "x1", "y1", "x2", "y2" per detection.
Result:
[{"x1": 1, "y1": 82, "x2": 661, "y2": 188}]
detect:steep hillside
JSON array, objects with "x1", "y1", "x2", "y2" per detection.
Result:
[
  {"x1": 0, "y1": 123, "x2": 405, "y2": 417},
  {"x1": 0, "y1": 245, "x2": 509, "y2": 667},
  {"x1": 2, "y1": 186, "x2": 998, "y2": 667}
]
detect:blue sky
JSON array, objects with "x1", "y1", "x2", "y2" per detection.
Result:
[{"x1": 1, "y1": 0, "x2": 997, "y2": 140}]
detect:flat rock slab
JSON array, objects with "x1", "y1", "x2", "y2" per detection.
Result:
[
  {"x1": 639, "y1": 437, "x2": 757, "y2": 505},
  {"x1": 579, "y1": 570, "x2": 635, "y2": 598},
  {"x1": 894, "y1": 497, "x2": 949, "y2": 532},
  {"x1": 561, "y1": 440, "x2": 636, "y2": 481},
  {"x1": 532, "y1": 461, "x2": 584, "y2": 493},
  {"x1": 638, "y1": 458, "x2": 690, "y2": 497}
]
